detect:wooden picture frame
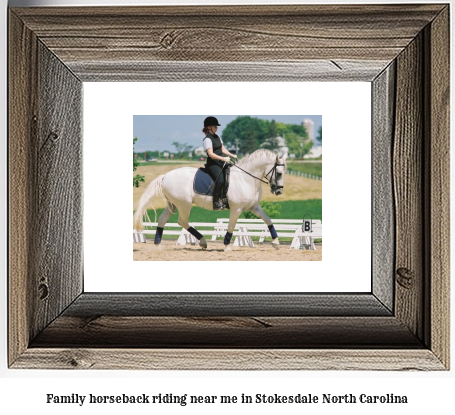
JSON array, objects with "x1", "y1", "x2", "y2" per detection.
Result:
[{"x1": 8, "y1": 4, "x2": 449, "y2": 370}]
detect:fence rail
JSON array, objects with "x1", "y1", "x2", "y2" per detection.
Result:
[
  {"x1": 134, "y1": 219, "x2": 322, "y2": 250},
  {"x1": 287, "y1": 169, "x2": 322, "y2": 180}
]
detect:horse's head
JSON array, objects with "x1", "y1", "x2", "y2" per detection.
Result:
[{"x1": 267, "y1": 153, "x2": 287, "y2": 196}]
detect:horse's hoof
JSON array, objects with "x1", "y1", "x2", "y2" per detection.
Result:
[
  {"x1": 224, "y1": 244, "x2": 232, "y2": 252},
  {"x1": 154, "y1": 244, "x2": 163, "y2": 250},
  {"x1": 272, "y1": 239, "x2": 280, "y2": 250},
  {"x1": 199, "y1": 237, "x2": 207, "y2": 249}
]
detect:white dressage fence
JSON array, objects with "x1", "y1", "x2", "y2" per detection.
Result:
[{"x1": 133, "y1": 218, "x2": 322, "y2": 250}]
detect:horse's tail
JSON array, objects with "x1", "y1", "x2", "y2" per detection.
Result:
[{"x1": 133, "y1": 174, "x2": 165, "y2": 231}]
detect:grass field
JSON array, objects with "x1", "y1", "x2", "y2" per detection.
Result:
[
  {"x1": 142, "y1": 199, "x2": 322, "y2": 223},
  {"x1": 287, "y1": 162, "x2": 322, "y2": 177}
]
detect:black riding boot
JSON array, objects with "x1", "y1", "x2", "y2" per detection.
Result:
[
  {"x1": 212, "y1": 181, "x2": 224, "y2": 210},
  {"x1": 220, "y1": 169, "x2": 230, "y2": 209}
]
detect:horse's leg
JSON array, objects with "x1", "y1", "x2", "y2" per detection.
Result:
[
  {"x1": 223, "y1": 208, "x2": 242, "y2": 252},
  {"x1": 248, "y1": 203, "x2": 280, "y2": 250},
  {"x1": 154, "y1": 206, "x2": 174, "y2": 248},
  {"x1": 177, "y1": 202, "x2": 208, "y2": 249}
]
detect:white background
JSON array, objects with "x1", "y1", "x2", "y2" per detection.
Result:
[
  {"x1": 1, "y1": 0, "x2": 454, "y2": 414},
  {"x1": 84, "y1": 82, "x2": 371, "y2": 293}
]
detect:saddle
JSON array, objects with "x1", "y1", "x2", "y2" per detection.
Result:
[{"x1": 193, "y1": 165, "x2": 230, "y2": 199}]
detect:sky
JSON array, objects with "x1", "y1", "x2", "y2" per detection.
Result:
[{"x1": 133, "y1": 115, "x2": 322, "y2": 153}]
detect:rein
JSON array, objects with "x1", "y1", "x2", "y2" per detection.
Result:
[
  {"x1": 231, "y1": 163, "x2": 269, "y2": 184},
  {"x1": 232, "y1": 161, "x2": 285, "y2": 187}
]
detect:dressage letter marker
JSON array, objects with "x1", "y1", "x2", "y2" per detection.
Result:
[{"x1": 303, "y1": 220, "x2": 312, "y2": 232}]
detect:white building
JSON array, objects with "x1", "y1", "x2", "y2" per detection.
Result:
[
  {"x1": 304, "y1": 145, "x2": 322, "y2": 159},
  {"x1": 302, "y1": 118, "x2": 321, "y2": 158},
  {"x1": 194, "y1": 145, "x2": 205, "y2": 156},
  {"x1": 303, "y1": 118, "x2": 315, "y2": 142}
]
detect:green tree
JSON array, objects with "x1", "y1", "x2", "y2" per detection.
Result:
[
  {"x1": 285, "y1": 132, "x2": 313, "y2": 158},
  {"x1": 133, "y1": 137, "x2": 145, "y2": 188},
  {"x1": 222, "y1": 116, "x2": 312, "y2": 156},
  {"x1": 317, "y1": 126, "x2": 322, "y2": 143},
  {"x1": 261, "y1": 136, "x2": 281, "y2": 153},
  {"x1": 268, "y1": 120, "x2": 278, "y2": 138},
  {"x1": 222, "y1": 116, "x2": 269, "y2": 154},
  {"x1": 286, "y1": 123, "x2": 307, "y2": 137}
]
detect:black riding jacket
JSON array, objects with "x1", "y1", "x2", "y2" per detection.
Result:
[{"x1": 204, "y1": 133, "x2": 224, "y2": 167}]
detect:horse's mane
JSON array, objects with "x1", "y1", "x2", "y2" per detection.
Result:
[{"x1": 236, "y1": 149, "x2": 277, "y2": 168}]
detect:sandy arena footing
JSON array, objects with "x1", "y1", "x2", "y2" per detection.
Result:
[{"x1": 133, "y1": 240, "x2": 322, "y2": 261}]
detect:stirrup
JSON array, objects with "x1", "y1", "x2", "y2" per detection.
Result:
[
  {"x1": 221, "y1": 198, "x2": 230, "y2": 210},
  {"x1": 213, "y1": 201, "x2": 223, "y2": 211}
]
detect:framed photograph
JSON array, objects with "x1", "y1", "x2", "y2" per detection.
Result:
[
  {"x1": 8, "y1": 4, "x2": 449, "y2": 370},
  {"x1": 129, "y1": 113, "x2": 325, "y2": 264},
  {"x1": 83, "y1": 82, "x2": 370, "y2": 293}
]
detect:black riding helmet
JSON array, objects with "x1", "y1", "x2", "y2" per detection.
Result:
[{"x1": 204, "y1": 116, "x2": 221, "y2": 127}]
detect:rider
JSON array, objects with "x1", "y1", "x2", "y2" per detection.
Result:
[{"x1": 202, "y1": 116, "x2": 238, "y2": 210}]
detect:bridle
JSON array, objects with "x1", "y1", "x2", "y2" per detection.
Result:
[
  {"x1": 232, "y1": 161, "x2": 285, "y2": 191},
  {"x1": 264, "y1": 162, "x2": 285, "y2": 192}
]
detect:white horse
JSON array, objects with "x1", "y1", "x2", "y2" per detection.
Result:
[{"x1": 133, "y1": 149, "x2": 287, "y2": 251}]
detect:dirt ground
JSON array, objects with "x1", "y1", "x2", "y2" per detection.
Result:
[{"x1": 133, "y1": 240, "x2": 322, "y2": 261}]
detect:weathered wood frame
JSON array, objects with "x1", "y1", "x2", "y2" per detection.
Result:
[{"x1": 8, "y1": 5, "x2": 450, "y2": 370}]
